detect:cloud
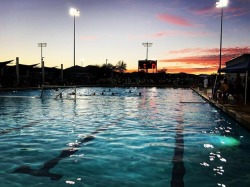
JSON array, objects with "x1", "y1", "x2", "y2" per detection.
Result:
[
  {"x1": 80, "y1": 36, "x2": 98, "y2": 40},
  {"x1": 190, "y1": 6, "x2": 215, "y2": 16},
  {"x1": 168, "y1": 46, "x2": 250, "y2": 56},
  {"x1": 225, "y1": 7, "x2": 250, "y2": 18},
  {"x1": 166, "y1": 67, "x2": 216, "y2": 74},
  {"x1": 159, "y1": 46, "x2": 250, "y2": 74},
  {"x1": 156, "y1": 13, "x2": 194, "y2": 26},
  {"x1": 128, "y1": 30, "x2": 212, "y2": 40},
  {"x1": 160, "y1": 55, "x2": 220, "y2": 67},
  {"x1": 191, "y1": 6, "x2": 249, "y2": 18},
  {"x1": 149, "y1": 30, "x2": 211, "y2": 38}
]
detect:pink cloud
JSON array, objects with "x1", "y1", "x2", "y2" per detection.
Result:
[
  {"x1": 156, "y1": 13, "x2": 194, "y2": 27},
  {"x1": 80, "y1": 36, "x2": 98, "y2": 40},
  {"x1": 151, "y1": 32, "x2": 169, "y2": 38},
  {"x1": 128, "y1": 29, "x2": 211, "y2": 40},
  {"x1": 225, "y1": 7, "x2": 250, "y2": 18},
  {"x1": 149, "y1": 30, "x2": 211, "y2": 38},
  {"x1": 191, "y1": 7, "x2": 215, "y2": 16},
  {"x1": 168, "y1": 46, "x2": 250, "y2": 56},
  {"x1": 191, "y1": 6, "x2": 249, "y2": 18}
]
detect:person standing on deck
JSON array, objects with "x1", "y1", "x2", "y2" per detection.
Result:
[
  {"x1": 204, "y1": 77, "x2": 208, "y2": 89},
  {"x1": 233, "y1": 73, "x2": 244, "y2": 101}
]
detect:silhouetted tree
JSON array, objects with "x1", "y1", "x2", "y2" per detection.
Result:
[
  {"x1": 101, "y1": 63, "x2": 115, "y2": 77},
  {"x1": 158, "y1": 68, "x2": 167, "y2": 74},
  {"x1": 115, "y1": 61, "x2": 127, "y2": 73}
]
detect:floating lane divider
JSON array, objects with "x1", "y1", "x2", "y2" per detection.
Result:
[
  {"x1": 0, "y1": 120, "x2": 45, "y2": 135},
  {"x1": 13, "y1": 118, "x2": 122, "y2": 180},
  {"x1": 0, "y1": 95, "x2": 38, "y2": 98},
  {"x1": 40, "y1": 85, "x2": 77, "y2": 100},
  {"x1": 171, "y1": 101, "x2": 186, "y2": 187}
]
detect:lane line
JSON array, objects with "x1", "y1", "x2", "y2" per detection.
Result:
[
  {"x1": 0, "y1": 121, "x2": 41, "y2": 135},
  {"x1": 171, "y1": 104, "x2": 186, "y2": 187},
  {"x1": 13, "y1": 119, "x2": 121, "y2": 180}
]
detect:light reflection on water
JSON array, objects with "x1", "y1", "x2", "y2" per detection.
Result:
[{"x1": 0, "y1": 88, "x2": 249, "y2": 187}]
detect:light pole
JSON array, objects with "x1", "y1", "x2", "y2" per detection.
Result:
[
  {"x1": 80, "y1": 58, "x2": 84, "y2": 67},
  {"x1": 216, "y1": 0, "x2": 228, "y2": 72},
  {"x1": 142, "y1": 42, "x2": 153, "y2": 60},
  {"x1": 69, "y1": 8, "x2": 80, "y2": 83},
  {"x1": 38, "y1": 43, "x2": 47, "y2": 85},
  {"x1": 142, "y1": 42, "x2": 153, "y2": 74}
]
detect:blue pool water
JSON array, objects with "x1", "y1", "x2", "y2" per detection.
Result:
[{"x1": 0, "y1": 87, "x2": 249, "y2": 187}]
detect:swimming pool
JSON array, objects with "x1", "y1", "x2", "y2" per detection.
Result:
[{"x1": 0, "y1": 87, "x2": 249, "y2": 187}]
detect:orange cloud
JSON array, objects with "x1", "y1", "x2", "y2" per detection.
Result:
[
  {"x1": 126, "y1": 66, "x2": 215, "y2": 75},
  {"x1": 156, "y1": 13, "x2": 194, "y2": 26},
  {"x1": 161, "y1": 56, "x2": 221, "y2": 65},
  {"x1": 126, "y1": 47, "x2": 250, "y2": 74},
  {"x1": 167, "y1": 67, "x2": 216, "y2": 74},
  {"x1": 159, "y1": 46, "x2": 250, "y2": 74}
]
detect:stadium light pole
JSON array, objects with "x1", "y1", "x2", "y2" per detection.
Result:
[
  {"x1": 69, "y1": 8, "x2": 80, "y2": 83},
  {"x1": 216, "y1": 0, "x2": 228, "y2": 72},
  {"x1": 142, "y1": 42, "x2": 153, "y2": 60},
  {"x1": 38, "y1": 43, "x2": 47, "y2": 85}
]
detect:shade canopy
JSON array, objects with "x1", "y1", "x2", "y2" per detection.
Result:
[
  {"x1": 0, "y1": 60, "x2": 13, "y2": 68},
  {"x1": 217, "y1": 54, "x2": 250, "y2": 105},
  {"x1": 219, "y1": 54, "x2": 250, "y2": 73},
  {"x1": 219, "y1": 60, "x2": 250, "y2": 73}
]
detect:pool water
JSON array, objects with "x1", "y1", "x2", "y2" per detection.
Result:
[{"x1": 0, "y1": 88, "x2": 249, "y2": 187}]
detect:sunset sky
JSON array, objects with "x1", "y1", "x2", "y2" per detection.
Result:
[{"x1": 1, "y1": 0, "x2": 250, "y2": 74}]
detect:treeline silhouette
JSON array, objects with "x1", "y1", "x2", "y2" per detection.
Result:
[{"x1": 0, "y1": 61, "x2": 202, "y2": 88}]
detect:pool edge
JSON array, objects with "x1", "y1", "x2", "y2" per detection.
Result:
[{"x1": 192, "y1": 88, "x2": 250, "y2": 132}]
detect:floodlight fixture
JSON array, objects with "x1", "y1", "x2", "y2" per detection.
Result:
[
  {"x1": 38, "y1": 43, "x2": 47, "y2": 47},
  {"x1": 38, "y1": 43, "x2": 47, "y2": 85},
  {"x1": 216, "y1": 0, "x2": 228, "y2": 8},
  {"x1": 142, "y1": 42, "x2": 153, "y2": 47},
  {"x1": 142, "y1": 42, "x2": 153, "y2": 60},
  {"x1": 70, "y1": 8, "x2": 80, "y2": 16}
]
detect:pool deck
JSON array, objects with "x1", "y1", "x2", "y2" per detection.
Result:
[{"x1": 193, "y1": 88, "x2": 250, "y2": 131}]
